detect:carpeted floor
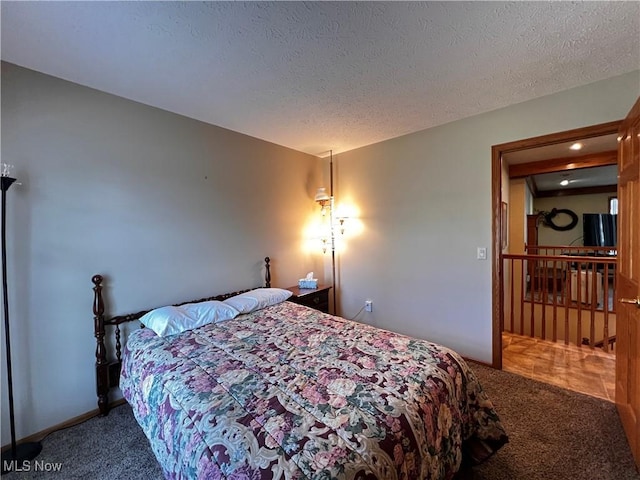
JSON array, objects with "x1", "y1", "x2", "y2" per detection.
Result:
[
  {"x1": 459, "y1": 364, "x2": 639, "y2": 480},
  {"x1": 4, "y1": 364, "x2": 639, "y2": 479}
]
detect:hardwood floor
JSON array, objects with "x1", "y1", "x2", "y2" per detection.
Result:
[{"x1": 502, "y1": 332, "x2": 616, "y2": 402}]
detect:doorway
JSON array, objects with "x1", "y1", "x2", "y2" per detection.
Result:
[{"x1": 490, "y1": 120, "x2": 622, "y2": 374}]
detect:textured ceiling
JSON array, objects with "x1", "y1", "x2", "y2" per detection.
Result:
[{"x1": 1, "y1": 1, "x2": 639, "y2": 156}]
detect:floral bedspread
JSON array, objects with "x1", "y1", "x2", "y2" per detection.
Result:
[{"x1": 121, "y1": 301, "x2": 507, "y2": 480}]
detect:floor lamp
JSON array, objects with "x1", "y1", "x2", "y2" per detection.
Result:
[
  {"x1": 1, "y1": 165, "x2": 41, "y2": 473},
  {"x1": 314, "y1": 150, "x2": 339, "y2": 315}
]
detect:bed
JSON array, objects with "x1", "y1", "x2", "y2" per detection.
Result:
[{"x1": 91, "y1": 258, "x2": 507, "y2": 479}]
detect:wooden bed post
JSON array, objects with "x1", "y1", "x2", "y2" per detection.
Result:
[
  {"x1": 92, "y1": 275, "x2": 109, "y2": 416},
  {"x1": 265, "y1": 257, "x2": 271, "y2": 287}
]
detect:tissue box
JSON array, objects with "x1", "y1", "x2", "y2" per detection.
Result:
[{"x1": 298, "y1": 279, "x2": 318, "y2": 289}]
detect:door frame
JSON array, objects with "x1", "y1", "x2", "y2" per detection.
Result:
[{"x1": 490, "y1": 120, "x2": 622, "y2": 368}]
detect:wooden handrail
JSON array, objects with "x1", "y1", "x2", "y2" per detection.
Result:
[
  {"x1": 504, "y1": 253, "x2": 616, "y2": 263},
  {"x1": 526, "y1": 245, "x2": 616, "y2": 251}
]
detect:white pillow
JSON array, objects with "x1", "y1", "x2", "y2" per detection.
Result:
[
  {"x1": 181, "y1": 300, "x2": 240, "y2": 324},
  {"x1": 223, "y1": 288, "x2": 293, "y2": 314},
  {"x1": 140, "y1": 301, "x2": 239, "y2": 337}
]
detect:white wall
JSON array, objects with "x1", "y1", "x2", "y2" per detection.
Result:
[
  {"x1": 334, "y1": 71, "x2": 638, "y2": 363},
  {"x1": 0, "y1": 62, "x2": 324, "y2": 443}
]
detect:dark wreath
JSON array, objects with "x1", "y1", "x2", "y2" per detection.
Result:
[{"x1": 539, "y1": 208, "x2": 579, "y2": 231}]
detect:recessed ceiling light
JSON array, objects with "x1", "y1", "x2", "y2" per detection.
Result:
[
  {"x1": 560, "y1": 179, "x2": 570, "y2": 186},
  {"x1": 569, "y1": 143, "x2": 583, "y2": 151}
]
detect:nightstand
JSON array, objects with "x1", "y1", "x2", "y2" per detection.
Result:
[{"x1": 286, "y1": 285, "x2": 332, "y2": 313}]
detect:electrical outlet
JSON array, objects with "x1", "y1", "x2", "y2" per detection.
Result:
[
  {"x1": 365, "y1": 300, "x2": 373, "y2": 312},
  {"x1": 477, "y1": 247, "x2": 487, "y2": 260}
]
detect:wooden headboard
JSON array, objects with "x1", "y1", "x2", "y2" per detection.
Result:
[{"x1": 91, "y1": 256, "x2": 272, "y2": 416}]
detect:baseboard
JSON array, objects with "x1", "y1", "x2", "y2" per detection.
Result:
[
  {"x1": 464, "y1": 357, "x2": 498, "y2": 369},
  {"x1": 1, "y1": 398, "x2": 127, "y2": 452}
]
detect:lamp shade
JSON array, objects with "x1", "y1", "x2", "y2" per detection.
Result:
[{"x1": 314, "y1": 187, "x2": 330, "y2": 202}]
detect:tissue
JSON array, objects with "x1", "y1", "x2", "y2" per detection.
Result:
[{"x1": 298, "y1": 272, "x2": 318, "y2": 289}]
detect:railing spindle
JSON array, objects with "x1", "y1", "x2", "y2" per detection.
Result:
[
  {"x1": 530, "y1": 273, "x2": 535, "y2": 338},
  {"x1": 520, "y1": 259, "x2": 525, "y2": 335},
  {"x1": 564, "y1": 260, "x2": 570, "y2": 345},
  {"x1": 589, "y1": 260, "x2": 596, "y2": 349},
  {"x1": 576, "y1": 262, "x2": 583, "y2": 347},
  {"x1": 551, "y1": 259, "x2": 558, "y2": 343},
  {"x1": 509, "y1": 257, "x2": 515, "y2": 333},
  {"x1": 603, "y1": 263, "x2": 610, "y2": 353},
  {"x1": 541, "y1": 261, "x2": 547, "y2": 339}
]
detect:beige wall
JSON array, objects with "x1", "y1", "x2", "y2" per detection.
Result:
[
  {"x1": 534, "y1": 193, "x2": 613, "y2": 246},
  {"x1": 0, "y1": 62, "x2": 323, "y2": 443},
  {"x1": 332, "y1": 70, "x2": 638, "y2": 363}
]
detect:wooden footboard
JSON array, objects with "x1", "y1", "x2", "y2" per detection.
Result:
[{"x1": 92, "y1": 256, "x2": 271, "y2": 416}]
